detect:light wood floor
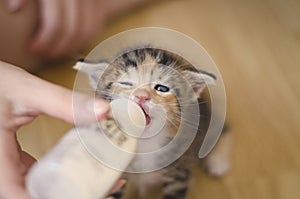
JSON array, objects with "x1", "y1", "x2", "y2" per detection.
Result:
[{"x1": 18, "y1": 0, "x2": 300, "y2": 198}]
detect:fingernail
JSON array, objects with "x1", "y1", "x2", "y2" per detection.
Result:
[{"x1": 94, "y1": 99, "x2": 110, "y2": 120}]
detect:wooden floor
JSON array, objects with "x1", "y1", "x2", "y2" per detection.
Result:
[{"x1": 18, "y1": 0, "x2": 300, "y2": 198}]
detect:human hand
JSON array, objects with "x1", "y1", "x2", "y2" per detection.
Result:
[
  {"x1": 0, "y1": 61, "x2": 111, "y2": 199},
  {"x1": 3, "y1": 0, "x2": 108, "y2": 58}
]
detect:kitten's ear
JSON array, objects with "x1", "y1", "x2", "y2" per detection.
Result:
[
  {"x1": 73, "y1": 61, "x2": 109, "y2": 89},
  {"x1": 184, "y1": 70, "x2": 216, "y2": 98}
]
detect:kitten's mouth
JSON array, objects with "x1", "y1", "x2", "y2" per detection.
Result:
[{"x1": 138, "y1": 104, "x2": 151, "y2": 125}]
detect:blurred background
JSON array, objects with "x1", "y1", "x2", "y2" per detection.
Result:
[{"x1": 16, "y1": 0, "x2": 300, "y2": 198}]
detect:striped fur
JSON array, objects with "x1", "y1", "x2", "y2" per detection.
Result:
[{"x1": 77, "y1": 48, "x2": 230, "y2": 199}]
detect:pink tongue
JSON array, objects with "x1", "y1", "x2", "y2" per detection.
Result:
[
  {"x1": 145, "y1": 115, "x2": 151, "y2": 125},
  {"x1": 138, "y1": 103, "x2": 151, "y2": 125}
]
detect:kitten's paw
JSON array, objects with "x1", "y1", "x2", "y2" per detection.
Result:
[{"x1": 204, "y1": 155, "x2": 231, "y2": 177}]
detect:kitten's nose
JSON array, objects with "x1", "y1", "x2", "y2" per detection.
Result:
[{"x1": 133, "y1": 89, "x2": 150, "y2": 103}]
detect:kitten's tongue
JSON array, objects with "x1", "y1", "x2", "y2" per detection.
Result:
[
  {"x1": 140, "y1": 106, "x2": 151, "y2": 125},
  {"x1": 145, "y1": 114, "x2": 151, "y2": 125}
]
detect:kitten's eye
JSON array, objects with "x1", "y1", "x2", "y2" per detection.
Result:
[
  {"x1": 154, "y1": 84, "x2": 170, "y2": 92},
  {"x1": 118, "y1": 82, "x2": 133, "y2": 87}
]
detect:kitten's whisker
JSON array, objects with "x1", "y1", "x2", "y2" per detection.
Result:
[
  {"x1": 166, "y1": 100, "x2": 208, "y2": 106},
  {"x1": 171, "y1": 114, "x2": 205, "y2": 130},
  {"x1": 174, "y1": 114, "x2": 207, "y2": 126},
  {"x1": 166, "y1": 116, "x2": 200, "y2": 131},
  {"x1": 166, "y1": 102, "x2": 207, "y2": 107},
  {"x1": 168, "y1": 115, "x2": 183, "y2": 124},
  {"x1": 165, "y1": 117, "x2": 180, "y2": 129}
]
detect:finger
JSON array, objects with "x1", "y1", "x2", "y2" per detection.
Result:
[
  {"x1": 12, "y1": 115, "x2": 37, "y2": 129},
  {"x1": 3, "y1": 0, "x2": 26, "y2": 12},
  {"x1": 16, "y1": 140, "x2": 36, "y2": 170},
  {"x1": 75, "y1": 1, "x2": 103, "y2": 51},
  {"x1": 0, "y1": 132, "x2": 31, "y2": 199},
  {"x1": 49, "y1": 0, "x2": 80, "y2": 57},
  {"x1": 7, "y1": 65, "x2": 110, "y2": 124},
  {"x1": 20, "y1": 151, "x2": 36, "y2": 171},
  {"x1": 30, "y1": 0, "x2": 63, "y2": 54},
  {"x1": 77, "y1": 1, "x2": 95, "y2": 47},
  {"x1": 2, "y1": 184, "x2": 31, "y2": 199},
  {"x1": 24, "y1": 77, "x2": 110, "y2": 124}
]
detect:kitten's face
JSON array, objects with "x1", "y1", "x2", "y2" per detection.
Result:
[
  {"x1": 76, "y1": 48, "x2": 215, "y2": 135},
  {"x1": 100, "y1": 63, "x2": 185, "y2": 132}
]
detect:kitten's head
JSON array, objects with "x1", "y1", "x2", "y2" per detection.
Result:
[{"x1": 75, "y1": 48, "x2": 215, "y2": 134}]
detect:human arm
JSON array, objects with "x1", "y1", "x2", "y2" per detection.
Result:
[
  {"x1": 0, "y1": 61, "x2": 110, "y2": 199},
  {"x1": 2, "y1": 0, "x2": 151, "y2": 59}
]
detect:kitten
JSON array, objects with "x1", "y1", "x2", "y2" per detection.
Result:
[{"x1": 76, "y1": 48, "x2": 231, "y2": 199}]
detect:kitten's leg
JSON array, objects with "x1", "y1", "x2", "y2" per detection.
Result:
[
  {"x1": 203, "y1": 131, "x2": 232, "y2": 176},
  {"x1": 162, "y1": 167, "x2": 190, "y2": 199}
]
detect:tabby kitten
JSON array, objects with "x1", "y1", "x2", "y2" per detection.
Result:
[{"x1": 76, "y1": 48, "x2": 231, "y2": 199}]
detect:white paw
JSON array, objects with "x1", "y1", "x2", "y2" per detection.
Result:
[{"x1": 204, "y1": 155, "x2": 231, "y2": 177}]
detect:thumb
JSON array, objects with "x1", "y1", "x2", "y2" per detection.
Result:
[
  {"x1": 14, "y1": 70, "x2": 110, "y2": 125},
  {"x1": 3, "y1": 61, "x2": 110, "y2": 125},
  {"x1": 30, "y1": 82, "x2": 110, "y2": 125}
]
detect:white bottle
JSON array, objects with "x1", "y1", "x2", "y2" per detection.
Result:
[{"x1": 26, "y1": 99, "x2": 146, "y2": 199}]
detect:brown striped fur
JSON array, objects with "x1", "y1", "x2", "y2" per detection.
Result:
[{"x1": 76, "y1": 48, "x2": 231, "y2": 199}]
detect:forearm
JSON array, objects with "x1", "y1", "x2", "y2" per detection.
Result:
[{"x1": 0, "y1": 0, "x2": 152, "y2": 72}]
